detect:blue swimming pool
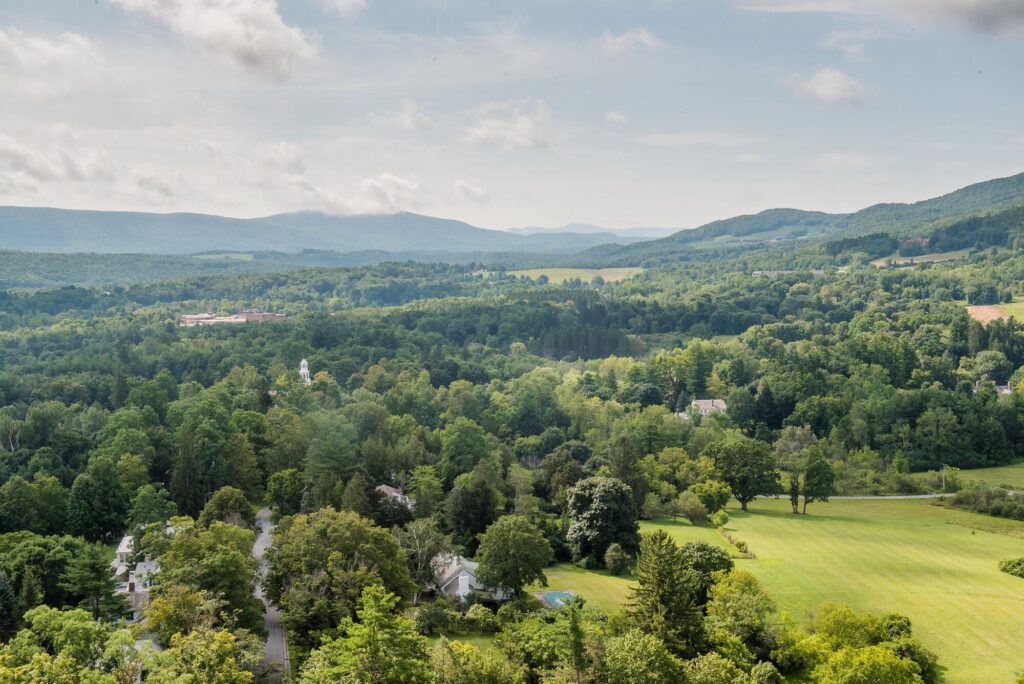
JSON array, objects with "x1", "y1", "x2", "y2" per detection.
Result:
[{"x1": 539, "y1": 590, "x2": 577, "y2": 608}]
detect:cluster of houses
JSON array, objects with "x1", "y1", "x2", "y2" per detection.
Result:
[{"x1": 179, "y1": 309, "x2": 285, "y2": 327}]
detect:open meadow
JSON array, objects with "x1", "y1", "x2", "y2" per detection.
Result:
[
  {"x1": 528, "y1": 499, "x2": 1024, "y2": 683},
  {"x1": 957, "y1": 461, "x2": 1024, "y2": 489}
]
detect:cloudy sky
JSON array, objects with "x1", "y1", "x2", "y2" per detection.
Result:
[{"x1": 0, "y1": 0, "x2": 1022, "y2": 229}]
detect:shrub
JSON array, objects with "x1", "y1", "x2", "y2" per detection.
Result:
[
  {"x1": 495, "y1": 602, "x2": 522, "y2": 625},
  {"x1": 710, "y1": 510, "x2": 729, "y2": 528},
  {"x1": 1000, "y1": 557, "x2": 1024, "y2": 578},
  {"x1": 604, "y1": 543, "x2": 632, "y2": 576},
  {"x1": 735, "y1": 540, "x2": 748, "y2": 554},
  {"x1": 674, "y1": 491, "x2": 708, "y2": 524},
  {"x1": 749, "y1": 661, "x2": 784, "y2": 684}
]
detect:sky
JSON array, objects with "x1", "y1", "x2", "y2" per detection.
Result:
[{"x1": 0, "y1": 0, "x2": 1022, "y2": 230}]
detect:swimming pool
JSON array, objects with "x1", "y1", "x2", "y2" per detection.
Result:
[{"x1": 538, "y1": 590, "x2": 577, "y2": 608}]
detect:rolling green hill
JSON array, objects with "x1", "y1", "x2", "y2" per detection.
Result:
[{"x1": 580, "y1": 171, "x2": 1024, "y2": 266}]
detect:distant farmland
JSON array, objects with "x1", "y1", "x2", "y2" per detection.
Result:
[{"x1": 503, "y1": 267, "x2": 643, "y2": 284}]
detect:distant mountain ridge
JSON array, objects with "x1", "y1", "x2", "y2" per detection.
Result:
[
  {"x1": 579, "y1": 171, "x2": 1024, "y2": 265},
  {"x1": 2, "y1": 171, "x2": 1022, "y2": 261},
  {"x1": 0, "y1": 208, "x2": 650, "y2": 255}
]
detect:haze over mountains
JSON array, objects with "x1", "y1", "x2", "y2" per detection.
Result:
[{"x1": 1, "y1": 172, "x2": 1022, "y2": 261}]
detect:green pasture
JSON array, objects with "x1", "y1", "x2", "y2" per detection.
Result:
[
  {"x1": 957, "y1": 461, "x2": 1024, "y2": 489},
  {"x1": 999, "y1": 300, "x2": 1024, "y2": 320}
]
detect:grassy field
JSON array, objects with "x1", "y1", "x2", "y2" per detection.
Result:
[
  {"x1": 504, "y1": 267, "x2": 643, "y2": 284},
  {"x1": 527, "y1": 502, "x2": 1024, "y2": 682},
  {"x1": 1000, "y1": 300, "x2": 1024, "y2": 320},
  {"x1": 721, "y1": 499, "x2": 1024, "y2": 683},
  {"x1": 956, "y1": 461, "x2": 1024, "y2": 489}
]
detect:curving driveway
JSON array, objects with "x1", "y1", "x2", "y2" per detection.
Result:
[{"x1": 254, "y1": 508, "x2": 289, "y2": 677}]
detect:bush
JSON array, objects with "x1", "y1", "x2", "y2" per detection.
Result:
[
  {"x1": 999, "y1": 557, "x2": 1024, "y2": 578},
  {"x1": 735, "y1": 540, "x2": 748, "y2": 554},
  {"x1": 604, "y1": 543, "x2": 632, "y2": 576},
  {"x1": 749, "y1": 661, "x2": 784, "y2": 684},
  {"x1": 674, "y1": 491, "x2": 708, "y2": 524},
  {"x1": 710, "y1": 510, "x2": 729, "y2": 528}
]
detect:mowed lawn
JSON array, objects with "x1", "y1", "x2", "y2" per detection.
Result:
[
  {"x1": 505, "y1": 267, "x2": 643, "y2": 284},
  {"x1": 723, "y1": 498, "x2": 1024, "y2": 683}
]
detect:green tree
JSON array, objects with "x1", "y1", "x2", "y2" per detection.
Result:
[
  {"x1": 565, "y1": 477, "x2": 640, "y2": 567},
  {"x1": 802, "y1": 451, "x2": 836, "y2": 514},
  {"x1": 430, "y1": 636, "x2": 524, "y2": 684},
  {"x1": 198, "y1": 486, "x2": 255, "y2": 528},
  {"x1": 340, "y1": 472, "x2": 374, "y2": 518},
  {"x1": 789, "y1": 473, "x2": 800, "y2": 514},
  {"x1": 707, "y1": 438, "x2": 780, "y2": 511},
  {"x1": 59, "y1": 543, "x2": 130, "y2": 620},
  {"x1": 0, "y1": 570, "x2": 18, "y2": 640},
  {"x1": 127, "y1": 484, "x2": 178, "y2": 531},
  {"x1": 392, "y1": 518, "x2": 454, "y2": 605},
  {"x1": 407, "y1": 465, "x2": 443, "y2": 518},
  {"x1": 705, "y1": 569, "x2": 775, "y2": 647},
  {"x1": 266, "y1": 468, "x2": 304, "y2": 520},
  {"x1": 445, "y1": 468, "x2": 501, "y2": 553},
  {"x1": 438, "y1": 418, "x2": 492, "y2": 484},
  {"x1": 603, "y1": 629, "x2": 682, "y2": 684},
  {"x1": 475, "y1": 515, "x2": 553, "y2": 596},
  {"x1": 298, "y1": 584, "x2": 431, "y2": 684},
  {"x1": 812, "y1": 645, "x2": 923, "y2": 684},
  {"x1": 627, "y1": 530, "x2": 704, "y2": 657},
  {"x1": 149, "y1": 626, "x2": 262, "y2": 684}
]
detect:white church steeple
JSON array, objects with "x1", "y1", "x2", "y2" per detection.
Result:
[{"x1": 299, "y1": 359, "x2": 311, "y2": 385}]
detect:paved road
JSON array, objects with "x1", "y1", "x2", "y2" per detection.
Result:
[{"x1": 254, "y1": 508, "x2": 289, "y2": 677}]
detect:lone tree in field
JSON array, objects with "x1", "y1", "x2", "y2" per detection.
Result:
[
  {"x1": 628, "y1": 529, "x2": 705, "y2": 658},
  {"x1": 707, "y1": 438, "x2": 780, "y2": 511},
  {"x1": 476, "y1": 515, "x2": 553, "y2": 596},
  {"x1": 788, "y1": 473, "x2": 800, "y2": 514},
  {"x1": 801, "y1": 450, "x2": 836, "y2": 514}
]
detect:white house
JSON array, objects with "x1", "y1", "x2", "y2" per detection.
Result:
[
  {"x1": 376, "y1": 484, "x2": 415, "y2": 511},
  {"x1": 690, "y1": 398, "x2": 728, "y2": 417},
  {"x1": 434, "y1": 554, "x2": 511, "y2": 602}
]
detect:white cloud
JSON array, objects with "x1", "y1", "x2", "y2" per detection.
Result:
[
  {"x1": 637, "y1": 131, "x2": 752, "y2": 148},
  {"x1": 321, "y1": 0, "x2": 366, "y2": 16},
  {"x1": 0, "y1": 128, "x2": 115, "y2": 189},
  {"x1": 286, "y1": 172, "x2": 426, "y2": 214},
  {"x1": 465, "y1": 99, "x2": 551, "y2": 150},
  {"x1": 369, "y1": 98, "x2": 433, "y2": 131},
  {"x1": 0, "y1": 27, "x2": 103, "y2": 98},
  {"x1": 602, "y1": 28, "x2": 665, "y2": 54},
  {"x1": 453, "y1": 179, "x2": 489, "y2": 204},
  {"x1": 735, "y1": 153, "x2": 765, "y2": 164},
  {"x1": 254, "y1": 142, "x2": 306, "y2": 174},
  {"x1": 793, "y1": 67, "x2": 866, "y2": 103},
  {"x1": 111, "y1": 0, "x2": 315, "y2": 79},
  {"x1": 605, "y1": 110, "x2": 629, "y2": 125},
  {"x1": 821, "y1": 28, "x2": 884, "y2": 59},
  {"x1": 741, "y1": 0, "x2": 1024, "y2": 31}
]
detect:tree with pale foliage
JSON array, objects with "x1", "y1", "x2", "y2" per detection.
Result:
[
  {"x1": 392, "y1": 518, "x2": 454, "y2": 605},
  {"x1": 299, "y1": 584, "x2": 431, "y2": 684}
]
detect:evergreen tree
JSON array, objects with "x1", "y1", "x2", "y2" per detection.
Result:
[
  {"x1": 19, "y1": 566, "x2": 42, "y2": 612},
  {"x1": 340, "y1": 472, "x2": 374, "y2": 518},
  {"x1": 627, "y1": 529, "x2": 705, "y2": 657},
  {"x1": 59, "y1": 543, "x2": 130, "y2": 620}
]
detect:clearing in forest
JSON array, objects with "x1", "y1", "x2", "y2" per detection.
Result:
[{"x1": 967, "y1": 304, "x2": 1009, "y2": 324}]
